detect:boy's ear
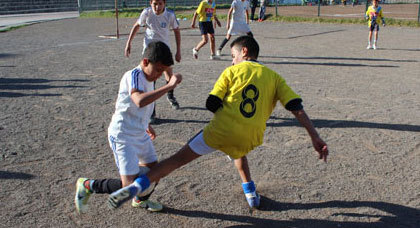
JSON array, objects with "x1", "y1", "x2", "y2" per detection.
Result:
[
  {"x1": 142, "y1": 58, "x2": 150, "y2": 66},
  {"x1": 241, "y1": 47, "x2": 249, "y2": 58}
]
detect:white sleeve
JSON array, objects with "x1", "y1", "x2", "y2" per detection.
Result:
[
  {"x1": 169, "y1": 11, "x2": 179, "y2": 29},
  {"x1": 130, "y1": 69, "x2": 145, "y2": 92},
  {"x1": 137, "y1": 8, "x2": 148, "y2": 26}
]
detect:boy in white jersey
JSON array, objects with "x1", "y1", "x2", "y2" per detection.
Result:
[
  {"x1": 217, "y1": 0, "x2": 253, "y2": 56},
  {"x1": 125, "y1": 0, "x2": 182, "y2": 120},
  {"x1": 74, "y1": 41, "x2": 182, "y2": 214},
  {"x1": 107, "y1": 36, "x2": 329, "y2": 210}
]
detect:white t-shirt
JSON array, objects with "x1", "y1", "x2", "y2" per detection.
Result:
[
  {"x1": 231, "y1": 0, "x2": 249, "y2": 23},
  {"x1": 108, "y1": 67, "x2": 154, "y2": 141},
  {"x1": 138, "y1": 7, "x2": 179, "y2": 52}
]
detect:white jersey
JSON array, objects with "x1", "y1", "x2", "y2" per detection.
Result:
[
  {"x1": 138, "y1": 7, "x2": 179, "y2": 52},
  {"x1": 228, "y1": 0, "x2": 251, "y2": 35},
  {"x1": 231, "y1": 0, "x2": 249, "y2": 23},
  {"x1": 108, "y1": 67, "x2": 154, "y2": 141}
]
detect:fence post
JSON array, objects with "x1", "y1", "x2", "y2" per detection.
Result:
[
  {"x1": 318, "y1": 0, "x2": 321, "y2": 16},
  {"x1": 365, "y1": 0, "x2": 369, "y2": 12},
  {"x1": 275, "y1": 0, "x2": 278, "y2": 17},
  {"x1": 418, "y1": 0, "x2": 420, "y2": 23}
]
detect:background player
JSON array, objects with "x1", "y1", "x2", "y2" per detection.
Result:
[
  {"x1": 125, "y1": 0, "x2": 181, "y2": 121},
  {"x1": 217, "y1": 0, "x2": 253, "y2": 57},
  {"x1": 191, "y1": 0, "x2": 222, "y2": 60},
  {"x1": 107, "y1": 36, "x2": 328, "y2": 210},
  {"x1": 365, "y1": 0, "x2": 385, "y2": 50},
  {"x1": 75, "y1": 41, "x2": 182, "y2": 214}
]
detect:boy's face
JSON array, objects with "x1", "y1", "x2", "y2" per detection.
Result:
[
  {"x1": 151, "y1": 0, "x2": 165, "y2": 15},
  {"x1": 142, "y1": 59, "x2": 169, "y2": 82},
  {"x1": 230, "y1": 46, "x2": 246, "y2": 65},
  {"x1": 373, "y1": 0, "x2": 378, "y2": 7}
]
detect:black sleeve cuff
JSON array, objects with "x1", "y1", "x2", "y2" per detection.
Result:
[
  {"x1": 285, "y1": 98, "x2": 303, "y2": 111},
  {"x1": 206, "y1": 95, "x2": 223, "y2": 113}
]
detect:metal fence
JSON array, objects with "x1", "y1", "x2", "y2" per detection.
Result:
[{"x1": 78, "y1": 0, "x2": 420, "y2": 22}]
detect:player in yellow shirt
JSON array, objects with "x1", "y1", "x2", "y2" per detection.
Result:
[
  {"x1": 191, "y1": 0, "x2": 222, "y2": 60},
  {"x1": 365, "y1": 0, "x2": 385, "y2": 50},
  {"x1": 108, "y1": 36, "x2": 329, "y2": 210}
]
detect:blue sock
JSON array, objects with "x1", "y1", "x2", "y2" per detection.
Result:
[
  {"x1": 133, "y1": 175, "x2": 150, "y2": 193},
  {"x1": 242, "y1": 181, "x2": 256, "y2": 194}
]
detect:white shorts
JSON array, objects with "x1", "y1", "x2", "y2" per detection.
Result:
[
  {"x1": 188, "y1": 131, "x2": 217, "y2": 156},
  {"x1": 228, "y1": 21, "x2": 251, "y2": 36},
  {"x1": 108, "y1": 134, "x2": 157, "y2": 176}
]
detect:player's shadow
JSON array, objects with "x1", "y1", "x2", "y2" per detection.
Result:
[
  {"x1": 267, "y1": 117, "x2": 420, "y2": 132},
  {"x1": 179, "y1": 106, "x2": 207, "y2": 111},
  {"x1": 259, "y1": 60, "x2": 398, "y2": 67},
  {"x1": 165, "y1": 198, "x2": 419, "y2": 227},
  {"x1": 380, "y1": 48, "x2": 420, "y2": 52},
  {"x1": 151, "y1": 118, "x2": 209, "y2": 125},
  {"x1": 259, "y1": 55, "x2": 417, "y2": 63},
  {"x1": 0, "y1": 53, "x2": 20, "y2": 59},
  {"x1": 0, "y1": 77, "x2": 89, "y2": 98},
  {"x1": 0, "y1": 171, "x2": 35, "y2": 180},
  {"x1": 263, "y1": 29, "x2": 346, "y2": 40}
]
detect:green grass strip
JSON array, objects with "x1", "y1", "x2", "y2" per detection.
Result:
[{"x1": 0, "y1": 24, "x2": 28, "y2": 33}]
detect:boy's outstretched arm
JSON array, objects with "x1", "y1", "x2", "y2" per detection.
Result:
[
  {"x1": 125, "y1": 23, "x2": 140, "y2": 57},
  {"x1": 173, "y1": 28, "x2": 181, "y2": 62},
  {"x1": 131, "y1": 73, "x2": 182, "y2": 108},
  {"x1": 291, "y1": 109, "x2": 329, "y2": 162},
  {"x1": 191, "y1": 12, "x2": 198, "y2": 28}
]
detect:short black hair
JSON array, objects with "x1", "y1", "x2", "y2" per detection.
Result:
[
  {"x1": 230, "y1": 36, "x2": 259, "y2": 59},
  {"x1": 143, "y1": 41, "x2": 174, "y2": 66}
]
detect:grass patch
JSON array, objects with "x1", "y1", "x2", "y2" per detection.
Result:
[{"x1": 0, "y1": 24, "x2": 28, "y2": 33}]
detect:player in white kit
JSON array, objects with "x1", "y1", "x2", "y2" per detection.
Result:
[{"x1": 217, "y1": 0, "x2": 253, "y2": 56}]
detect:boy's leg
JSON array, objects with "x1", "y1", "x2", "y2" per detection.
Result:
[
  {"x1": 367, "y1": 30, "x2": 373, "y2": 49},
  {"x1": 217, "y1": 34, "x2": 232, "y2": 55},
  {"x1": 234, "y1": 157, "x2": 260, "y2": 208},
  {"x1": 108, "y1": 131, "x2": 215, "y2": 209},
  {"x1": 193, "y1": 35, "x2": 209, "y2": 59},
  {"x1": 131, "y1": 162, "x2": 163, "y2": 211},
  {"x1": 373, "y1": 29, "x2": 379, "y2": 49},
  {"x1": 209, "y1": 33, "x2": 219, "y2": 59},
  {"x1": 164, "y1": 67, "x2": 180, "y2": 110}
]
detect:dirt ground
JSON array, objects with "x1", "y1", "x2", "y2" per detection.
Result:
[{"x1": 0, "y1": 15, "x2": 419, "y2": 228}]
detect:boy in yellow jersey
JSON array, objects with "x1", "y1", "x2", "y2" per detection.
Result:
[
  {"x1": 108, "y1": 36, "x2": 329, "y2": 209},
  {"x1": 191, "y1": 0, "x2": 222, "y2": 60},
  {"x1": 365, "y1": 0, "x2": 385, "y2": 50}
]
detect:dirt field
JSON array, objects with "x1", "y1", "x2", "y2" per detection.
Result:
[{"x1": 0, "y1": 16, "x2": 419, "y2": 227}]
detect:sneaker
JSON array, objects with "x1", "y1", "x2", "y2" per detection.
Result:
[
  {"x1": 373, "y1": 44, "x2": 377, "y2": 50},
  {"x1": 192, "y1": 48, "x2": 198, "y2": 59},
  {"x1": 108, "y1": 185, "x2": 139, "y2": 209},
  {"x1": 366, "y1": 44, "x2": 372, "y2": 49},
  {"x1": 75, "y1": 178, "x2": 92, "y2": 214},
  {"x1": 245, "y1": 191, "x2": 260, "y2": 208},
  {"x1": 210, "y1": 55, "x2": 220, "y2": 60},
  {"x1": 132, "y1": 199, "x2": 163, "y2": 212},
  {"x1": 216, "y1": 50, "x2": 221, "y2": 56},
  {"x1": 167, "y1": 96, "x2": 180, "y2": 110}
]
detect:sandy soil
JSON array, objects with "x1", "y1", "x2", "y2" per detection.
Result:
[{"x1": 0, "y1": 16, "x2": 419, "y2": 227}]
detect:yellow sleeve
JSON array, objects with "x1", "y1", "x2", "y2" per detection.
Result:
[
  {"x1": 196, "y1": 1, "x2": 204, "y2": 14},
  {"x1": 276, "y1": 76, "x2": 301, "y2": 107},
  {"x1": 209, "y1": 68, "x2": 231, "y2": 100}
]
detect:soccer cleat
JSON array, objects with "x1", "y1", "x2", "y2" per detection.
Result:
[
  {"x1": 167, "y1": 96, "x2": 180, "y2": 110},
  {"x1": 108, "y1": 185, "x2": 139, "y2": 209},
  {"x1": 373, "y1": 44, "x2": 377, "y2": 50},
  {"x1": 245, "y1": 191, "x2": 261, "y2": 208},
  {"x1": 75, "y1": 178, "x2": 92, "y2": 214},
  {"x1": 132, "y1": 199, "x2": 163, "y2": 212},
  {"x1": 210, "y1": 55, "x2": 220, "y2": 60},
  {"x1": 216, "y1": 50, "x2": 221, "y2": 56},
  {"x1": 192, "y1": 48, "x2": 198, "y2": 59}
]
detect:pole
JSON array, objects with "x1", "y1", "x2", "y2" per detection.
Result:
[
  {"x1": 115, "y1": 0, "x2": 119, "y2": 39},
  {"x1": 318, "y1": 0, "x2": 321, "y2": 16},
  {"x1": 365, "y1": 0, "x2": 369, "y2": 13},
  {"x1": 417, "y1": 0, "x2": 420, "y2": 23},
  {"x1": 275, "y1": 0, "x2": 278, "y2": 17}
]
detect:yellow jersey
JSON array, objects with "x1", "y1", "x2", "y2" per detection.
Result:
[
  {"x1": 196, "y1": 0, "x2": 216, "y2": 22},
  {"x1": 203, "y1": 61, "x2": 301, "y2": 159},
  {"x1": 366, "y1": 6, "x2": 384, "y2": 27}
]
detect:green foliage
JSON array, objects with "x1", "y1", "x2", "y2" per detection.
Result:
[{"x1": 0, "y1": 24, "x2": 27, "y2": 32}]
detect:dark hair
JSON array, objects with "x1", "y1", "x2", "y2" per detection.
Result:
[
  {"x1": 230, "y1": 36, "x2": 259, "y2": 59},
  {"x1": 143, "y1": 41, "x2": 174, "y2": 66}
]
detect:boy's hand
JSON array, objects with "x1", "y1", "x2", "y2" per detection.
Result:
[
  {"x1": 125, "y1": 44, "x2": 131, "y2": 57},
  {"x1": 312, "y1": 137, "x2": 328, "y2": 162},
  {"x1": 382, "y1": 23, "x2": 386, "y2": 27},
  {"x1": 191, "y1": 23, "x2": 196, "y2": 29},
  {"x1": 168, "y1": 73, "x2": 182, "y2": 88},
  {"x1": 175, "y1": 51, "x2": 181, "y2": 62},
  {"x1": 146, "y1": 125, "x2": 156, "y2": 140}
]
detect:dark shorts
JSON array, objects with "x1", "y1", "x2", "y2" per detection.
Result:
[
  {"x1": 199, "y1": 21, "x2": 214, "y2": 35},
  {"x1": 369, "y1": 23, "x2": 380, "y2": 32}
]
